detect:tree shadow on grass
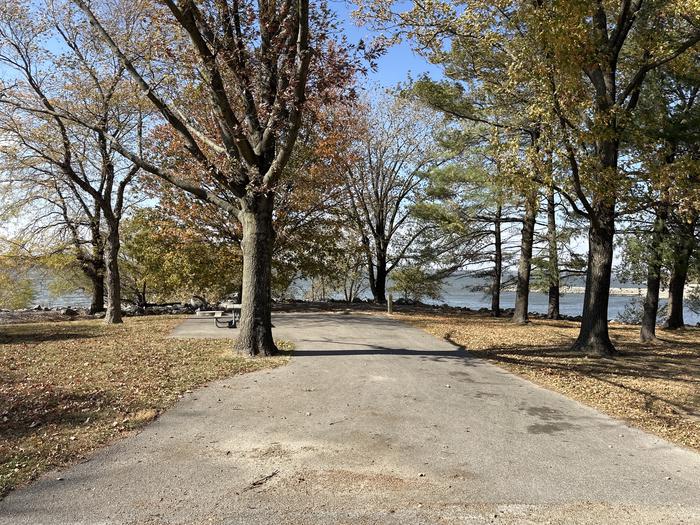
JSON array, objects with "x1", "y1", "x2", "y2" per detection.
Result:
[
  {"x1": 0, "y1": 331, "x2": 95, "y2": 345},
  {"x1": 0, "y1": 322, "x2": 103, "y2": 345},
  {"x1": 467, "y1": 341, "x2": 700, "y2": 382},
  {"x1": 0, "y1": 377, "x2": 114, "y2": 443},
  {"x1": 451, "y1": 333, "x2": 700, "y2": 420}
]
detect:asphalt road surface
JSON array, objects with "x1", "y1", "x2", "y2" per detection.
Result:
[{"x1": 2, "y1": 312, "x2": 699, "y2": 524}]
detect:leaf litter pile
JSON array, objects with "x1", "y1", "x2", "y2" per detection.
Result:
[
  {"x1": 399, "y1": 312, "x2": 700, "y2": 451},
  {"x1": 0, "y1": 316, "x2": 289, "y2": 497}
]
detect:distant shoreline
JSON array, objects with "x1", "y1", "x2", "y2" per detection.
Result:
[
  {"x1": 558, "y1": 285, "x2": 699, "y2": 298},
  {"x1": 494, "y1": 284, "x2": 699, "y2": 298}
]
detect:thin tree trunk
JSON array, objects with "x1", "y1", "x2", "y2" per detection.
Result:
[
  {"x1": 492, "y1": 204, "x2": 502, "y2": 317},
  {"x1": 104, "y1": 224, "x2": 123, "y2": 324},
  {"x1": 135, "y1": 281, "x2": 148, "y2": 309},
  {"x1": 546, "y1": 186, "x2": 560, "y2": 320},
  {"x1": 573, "y1": 205, "x2": 616, "y2": 355},
  {"x1": 234, "y1": 193, "x2": 277, "y2": 356},
  {"x1": 663, "y1": 231, "x2": 694, "y2": 330},
  {"x1": 640, "y1": 207, "x2": 667, "y2": 341},
  {"x1": 344, "y1": 266, "x2": 361, "y2": 302},
  {"x1": 513, "y1": 192, "x2": 538, "y2": 324}
]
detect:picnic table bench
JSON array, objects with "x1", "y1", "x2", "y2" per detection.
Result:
[{"x1": 195, "y1": 303, "x2": 242, "y2": 328}]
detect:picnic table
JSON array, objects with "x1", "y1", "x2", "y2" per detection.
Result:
[{"x1": 195, "y1": 303, "x2": 242, "y2": 328}]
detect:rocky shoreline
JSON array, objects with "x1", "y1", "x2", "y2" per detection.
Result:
[
  {"x1": 2, "y1": 297, "x2": 698, "y2": 327},
  {"x1": 0, "y1": 303, "x2": 197, "y2": 324}
]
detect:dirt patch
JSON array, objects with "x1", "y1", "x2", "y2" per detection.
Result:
[
  {"x1": 251, "y1": 443, "x2": 295, "y2": 460},
  {"x1": 398, "y1": 311, "x2": 700, "y2": 451},
  {"x1": 306, "y1": 469, "x2": 414, "y2": 492},
  {"x1": 0, "y1": 316, "x2": 289, "y2": 497}
]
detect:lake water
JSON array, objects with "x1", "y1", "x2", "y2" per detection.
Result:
[
  {"x1": 431, "y1": 288, "x2": 700, "y2": 325},
  {"x1": 31, "y1": 276, "x2": 93, "y2": 309},
  {"x1": 35, "y1": 290, "x2": 92, "y2": 309},
  {"x1": 34, "y1": 275, "x2": 700, "y2": 325}
]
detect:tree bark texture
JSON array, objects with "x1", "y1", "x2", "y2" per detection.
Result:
[
  {"x1": 573, "y1": 204, "x2": 616, "y2": 355},
  {"x1": 79, "y1": 248, "x2": 105, "y2": 314},
  {"x1": 663, "y1": 230, "x2": 695, "y2": 330},
  {"x1": 546, "y1": 186, "x2": 560, "y2": 320},
  {"x1": 90, "y1": 271, "x2": 105, "y2": 314},
  {"x1": 234, "y1": 193, "x2": 278, "y2": 356},
  {"x1": 512, "y1": 192, "x2": 538, "y2": 324},
  {"x1": 574, "y1": 132, "x2": 619, "y2": 356},
  {"x1": 104, "y1": 224, "x2": 123, "y2": 324},
  {"x1": 373, "y1": 251, "x2": 388, "y2": 304},
  {"x1": 640, "y1": 208, "x2": 667, "y2": 341},
  {"x1": 364, "y1": 233, "x2": 388, "y2": 304}
]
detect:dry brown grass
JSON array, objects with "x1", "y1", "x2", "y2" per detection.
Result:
[
  {"x1": 0, "y1": 316, "x2": 289, "y2": 497},
  {"x1": 398, "y1": 311, "x2": 700, "y2": 451}
]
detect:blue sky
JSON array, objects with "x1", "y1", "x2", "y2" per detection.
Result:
[{"x1": 331, "y1": 0, "x2": 443, "y2": 88}]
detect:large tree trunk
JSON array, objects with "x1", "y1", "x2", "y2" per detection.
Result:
[
  {"x1": 573, "y1": 134, "x2": 619, "y2": 357},
  {"x1": 372, "y1": 249, "x2": 388, "y2": 304},
  {"x1": 663, "y1": 231, "x2": 694, "y2": 330},
  {"x1": 79, "y1": 256, "x2": 105, "y2": 314},
  {"x1": 573, "y1": 205, "x2": 616, "y2": 355},
  {"x1": 491, "y1": 204, "x2": 502, "y2": 317},
  {"x1": 546, "y1": 186, "x2": 560, "y2": 320},
  {"x1": 513, "y1": 192, "x2": 538, "y2": 324},
  {"x1": 362, "y1": 235, "x2": 379, "y2": 302},
  {"x1": 89, "y1": 220, "x2": 105, "y2": 314},
  {"x1": 76, "y1": 224, "x2": 105, "y2": 314},
  {"x1": 640, "y1": 207, "x2": 667, "y2": 342},
  {"x1": 235, "y1": 193, "x2": 277, "y2": 356},
  {"x1": 664, "y1": 268, "x2": 687, "y2": 330},
  {"x1": 104, "y1": 224, "x2": 123, "y2": 324},
  {"x1": 90, "y1": 270, "x2": 105, "y2": 314},
  {"x1": 90, "y1": 240, "x2": 106, "y2": 314}
]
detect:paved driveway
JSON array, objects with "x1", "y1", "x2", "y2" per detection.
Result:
[{"x1": 1, "y1": 312, "x2": 699, "y2": 524}]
